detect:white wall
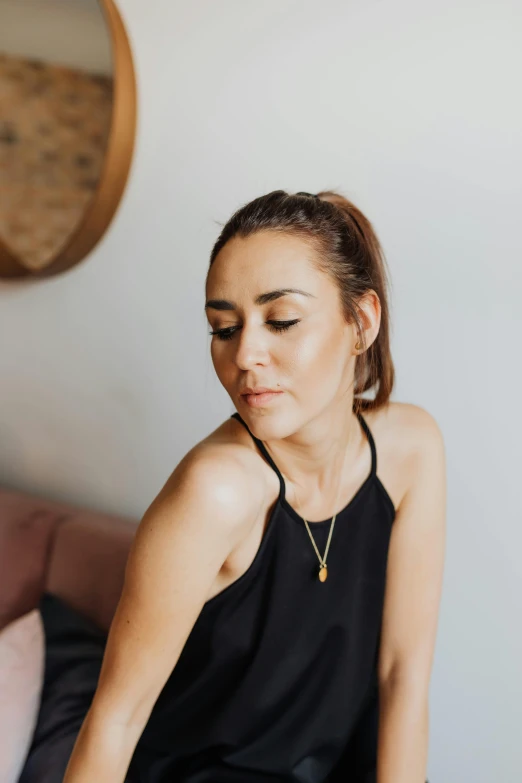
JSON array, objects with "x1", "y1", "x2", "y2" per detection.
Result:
[
  {"x1": 0, "y1": 0, "x2": 112, "y2": 74},
  {"x1": 0, "y1": 0, "x2": 520, "y2": 780}
]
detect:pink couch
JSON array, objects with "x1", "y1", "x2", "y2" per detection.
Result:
[
  {"x1": 0, "y1": 486, "x2": 138, "y2": 636},
  {"x1": 0, "y1": 485, "x2": 139, "y2": 781}
]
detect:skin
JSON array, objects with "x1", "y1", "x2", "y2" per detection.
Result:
[{"x1": 63, "y1": 230, "x2": 446, "y2": 783}]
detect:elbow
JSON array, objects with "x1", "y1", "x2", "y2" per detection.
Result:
[
  {"x1": 88, "y1": 676, "x2": 156, "y2": 735},
  {"x1": 378, "y1": 664, "x2": 431, "y2": 702},
  {"x1": 86, "y1": 696, "x2": 150, "y2": 743}
]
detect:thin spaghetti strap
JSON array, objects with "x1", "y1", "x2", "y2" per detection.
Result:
[
  {"x1": 230, "y1": 411, "x2": 250, "y2": 434},
  {"x1": 230, "y1": 412, "x2": 286, "y2": 495},
  {"x1": 232, "y1": 411, "x2": 376, "y2": 477},
  {"x1": 231, "y1": 410, "x2": 376, "y2": 489},
  {"x1": 356, "y1": 411, "x2": 377, "y2": 477}
]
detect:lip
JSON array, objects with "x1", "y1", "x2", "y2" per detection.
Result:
[
  {"x1": 241, "y1": 390, "x2": 284, "y2": 407},
  {"x1": 240, "y1": 386, "x2": 279, "y2": 395}
]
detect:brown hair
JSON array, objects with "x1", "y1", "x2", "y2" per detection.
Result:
[{"x1": 207, "y1": 189, "x2": 394, "y2": 414}]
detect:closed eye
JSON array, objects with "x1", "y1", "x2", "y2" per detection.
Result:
[{"x1": 209, "y1": 319, "x2": 301, "y2": 341}]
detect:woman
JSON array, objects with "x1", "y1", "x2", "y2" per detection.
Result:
[{"x1": 64, "y1": 190, "x2": 446, "y2": 783}]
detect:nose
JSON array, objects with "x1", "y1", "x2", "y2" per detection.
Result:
[{"x1": 233, "y1": 323, "x2": 270, "y2": 371}]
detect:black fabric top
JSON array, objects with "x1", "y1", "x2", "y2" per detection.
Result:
[
  {"x1": 127, "y1": 411, "x2": 396, "y2": 783},
  {"x1": 18, "y1": 593, "x2": 107, "y2": 783}
]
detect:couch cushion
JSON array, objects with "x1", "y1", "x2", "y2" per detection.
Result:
[
  {"x1": 0, "y1": 609, "x2": 45, "y2": 783},
  {"x1": 46, "y1": 511, "x2": 136, "y2": 632},
  {"x1": 0, "y1": 488, "x2": 70, "y2": 631}
]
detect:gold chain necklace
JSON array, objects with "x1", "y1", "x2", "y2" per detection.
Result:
[
  {"x1": 295, "y1": 445, "x2": 348, "y2": 582},
  {"x1": 302, "y1": 509, "x2": 337, "y2": 582},
  {"x1": 263, "y1": 436, "x2": 350, "y2": 583}
]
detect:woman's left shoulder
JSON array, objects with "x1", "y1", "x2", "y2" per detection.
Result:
[
  {"x1": 368, "y1": 400, "x2": 444, "y2": 457},
  {"x1": 364, "y1": 402, "x2": 445, "y2": 513}
]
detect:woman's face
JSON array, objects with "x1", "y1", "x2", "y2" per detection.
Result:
[{"x1": 205, "y1": 230, "x2": 364, "y2": 437}]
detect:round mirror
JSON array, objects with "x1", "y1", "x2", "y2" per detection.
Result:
[{"x1": 0, "y1": 0, "x2": 136, "y2": 279}]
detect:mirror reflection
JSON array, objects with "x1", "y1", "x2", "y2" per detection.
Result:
[{"x1": 0, "y1": 0, "x2": 113, "y2": 271}]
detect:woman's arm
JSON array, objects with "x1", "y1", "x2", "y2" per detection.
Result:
[
  {"x1": 376, "y1": 406, "x2": 447, "y2": 783},
  {"x1": 63, "y1": 444, "x2": 262, "y2": 783}
]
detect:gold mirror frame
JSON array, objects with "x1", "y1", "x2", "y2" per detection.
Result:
[{"x1": 0, "y1": 0, "x2": 137, "y2": 279}]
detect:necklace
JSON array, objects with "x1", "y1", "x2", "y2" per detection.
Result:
[
  {"x1": 263, "y1": 435, "x2": 350, "y2": 583},
  {"x1": 302, "y1": 509, "x2": 337, "y2": 582},
  {"x1": 295, "y1": 445, "x2": 348, "y2": 582}
]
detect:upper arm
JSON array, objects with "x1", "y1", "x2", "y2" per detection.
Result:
[
  {"x1": 88, "y1": 445, "x2": 261, "y2": 732},
  {"x1": 377, "y1": 406, "x2": 447, "y2": 691}
]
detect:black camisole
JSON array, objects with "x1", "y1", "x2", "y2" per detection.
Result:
[{"x1": 126, "y1": 410, "x2": 396, "y2": 783}]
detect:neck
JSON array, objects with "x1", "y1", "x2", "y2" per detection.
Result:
[{"x1": 261, "y1": 407, "x2": 364, "y2": 516}]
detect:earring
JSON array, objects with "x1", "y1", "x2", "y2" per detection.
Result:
[{"x1": 355, "y1": 340, "x2": 362, "y2": 351}]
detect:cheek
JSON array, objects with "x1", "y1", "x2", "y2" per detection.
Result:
[{"x1": 284, "y1": 327, "x2": 339, "y2": 376}]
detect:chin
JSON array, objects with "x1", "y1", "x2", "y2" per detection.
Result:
[{"x1": 246, "y1": 408, "x2": 299, "y2": 440}]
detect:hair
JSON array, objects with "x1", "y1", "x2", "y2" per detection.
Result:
[{"x1": 207, "y1": 189, "x2": 394, "y2": 415}]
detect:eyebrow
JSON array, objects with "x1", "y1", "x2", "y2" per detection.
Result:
[{"x1": 204, "y1": 288, "x2": 315, "y2": 311}]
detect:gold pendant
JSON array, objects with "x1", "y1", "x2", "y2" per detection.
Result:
[{"x1": 319, "y1": 565, "x2": 328, "y2": 582}]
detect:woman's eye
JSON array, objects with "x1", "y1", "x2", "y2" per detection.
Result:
[{"x1": 209, "y1": 319, "x2": 301, "y2": 342}]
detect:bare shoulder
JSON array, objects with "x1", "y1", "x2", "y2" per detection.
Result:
[
  {"x1": 377, "y1": 401, "x2": 443, "y2": 447},
  {"x1": 364, "y1": 401, "x2": 445, "y2": 511},
  {"x1": 155, "y1": 418, "x2": 268, "y2": 536}
]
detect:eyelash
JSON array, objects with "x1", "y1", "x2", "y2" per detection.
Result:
[{"x1": 209, "y1": 319, "x2": 301, "y2": 342}]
